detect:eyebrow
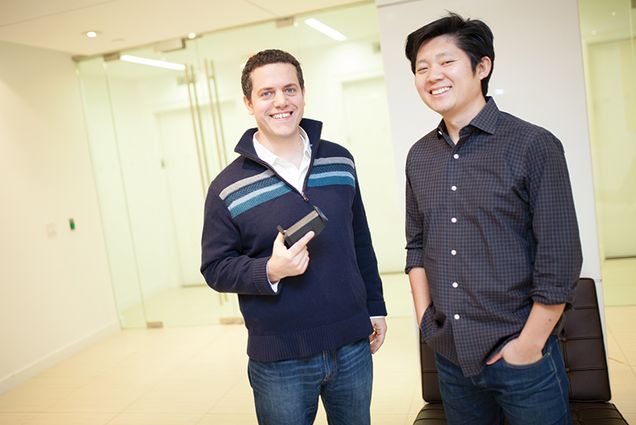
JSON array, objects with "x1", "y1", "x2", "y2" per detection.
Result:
[
  {"x1": 257, "y1": 83, "x2": 299, "y2": 92},
  {"x1": 417, "y1": 51, "x2": 452, "y2": 64}
]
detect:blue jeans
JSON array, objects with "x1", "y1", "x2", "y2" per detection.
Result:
[
  {"x1": 248, "y1": 339, "x2": 372, "y2": 425},
  {"x1": 435, "y1": 335, "x2": 571, "y2": 425}
]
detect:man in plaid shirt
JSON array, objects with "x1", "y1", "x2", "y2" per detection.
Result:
[{"x1": 404, "y1": 13, "x2": 582, "y2": 425}]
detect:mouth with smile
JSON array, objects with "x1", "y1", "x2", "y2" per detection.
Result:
[
  {"x1": 430, "y1": 86, "x2": 450, "y2": 96},
  {"x1": 271, "y1": 112, "x2": 292, "y2": 119}
]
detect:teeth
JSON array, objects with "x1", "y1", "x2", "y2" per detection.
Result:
[
  {"x1": 431, "y1": 87, "x2": 450, "y2": 95},
  {"x1": 272, "y1": 112, "x2": 291, "y2": 119}
]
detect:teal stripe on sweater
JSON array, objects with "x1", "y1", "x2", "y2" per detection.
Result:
[
  {"x1": 228, "y1": 183, "x2": 292, "y2": 218},
  {"x1": 220, "y1": 170, "x2": 274, "y2": 200},
  {"x1": 309, "y1": 157, "x2": 355, "y2": 189},
  {"x1": 220, "y1": 170, "x2": 292, "y2": 218},
  {"x1": 224, "y1": 176, "x2": 280, "y2": 206}
]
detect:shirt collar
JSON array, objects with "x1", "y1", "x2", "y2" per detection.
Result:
[
  {"x1": 252, "y1": 127, "x2": 311, "y2": 167},
  {"x1": 469, "y1": 97, "x2": 498, "y2": 135},
  {"x1": 436, "y1": 97, "x2": 499, "y2": 139}
]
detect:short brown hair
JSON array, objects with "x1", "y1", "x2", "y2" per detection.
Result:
[{"x1": 241, "y1": 49, "x2": 304, "y2": 99}]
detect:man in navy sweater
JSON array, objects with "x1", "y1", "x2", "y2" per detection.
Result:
[{"x1": 200, "y1": 49, "x2": 387, "y2": 425}]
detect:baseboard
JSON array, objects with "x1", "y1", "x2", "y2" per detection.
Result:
[{"x1": 0, "y1": 320, "x2": 120, "y2": 395}]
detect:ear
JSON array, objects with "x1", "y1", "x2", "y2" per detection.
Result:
[
  {"x1": 243, "y1": 95, "x2": 254, "y2": 115},
  {"x1": 477, "y1": 56, "x2": 492, "y2": 80}
]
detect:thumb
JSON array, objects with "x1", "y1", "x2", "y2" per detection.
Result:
[
  {"x1": 486, "y1": 351, "x2": 502, "y2": 365},
  {"x1": 273, "y1": 232, "x2": 286, "y2": 249}
]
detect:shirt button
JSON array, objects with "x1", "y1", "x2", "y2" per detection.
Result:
[
  {"x1": 451, "y1": 185, "x2": 457, "y2": 191},
  {"x1": 451, "y1": 217, "x2": 457, "y2": 223},
  {"x1": 450, "y1": 249, "x2": 457, "y2": 256},
  {"x1": 453, "y1": 153, "x2": 459, "y2": 159},
  {"x1": 454, "y1": 314, "x2": 460, "y2": 320},
  {"x1": 452, "y1": 282, "x2": 459, "y2": 288}
]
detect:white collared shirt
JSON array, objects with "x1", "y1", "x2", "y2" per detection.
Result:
[
  {"x1": 253, "y1": 127, "x2": 311, "y2": 194},
  {"x1": 253, "y1": 127, "x2": 311, "y2": 292}
]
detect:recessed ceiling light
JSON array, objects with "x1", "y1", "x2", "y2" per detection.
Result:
[
  {"x1": 187, "y1": 32, "x2": 197, "y2": 39},
  {"x1": 304, "y1": 18, "x2": 346, "y2": 41},
  {"x1": 84, "y1": 31, "x2": 99, "y2": 38}
]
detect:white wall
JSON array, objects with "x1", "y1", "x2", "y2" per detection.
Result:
[
  {"x1": 0, "y1": 41, "x2": 119, "y2": 394},
  {"x1": 376, "y1": 0, "x2": 602, "y2": 282}
]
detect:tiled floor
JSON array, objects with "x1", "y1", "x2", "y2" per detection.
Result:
[{"x1": 0, "y1": 269, "x2": 634, "y2": 424}]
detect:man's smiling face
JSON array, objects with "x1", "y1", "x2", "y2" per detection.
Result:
[{"x1": 244, "y1": 62, "x2": 305, "y2": 146}]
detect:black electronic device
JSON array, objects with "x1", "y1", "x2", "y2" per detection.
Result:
[{"x1": 276, "y1": 206, "x2": 328, "y2": 248}]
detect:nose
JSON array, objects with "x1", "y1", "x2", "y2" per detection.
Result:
[
  {"x1": 427, "y1": 64, "x2": 443, "y2": 82},
  {"x1": 273, "y1": 89, "x2": 287, "y2": 107}
]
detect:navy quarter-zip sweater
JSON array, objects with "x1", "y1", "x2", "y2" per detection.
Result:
[{"x1": 201, "y1": 118, "x2": 387, "y2": 362}]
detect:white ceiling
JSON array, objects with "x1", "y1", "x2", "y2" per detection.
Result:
[{"x1": 0, "y1": 0, "x2": 365, "y2": 57}]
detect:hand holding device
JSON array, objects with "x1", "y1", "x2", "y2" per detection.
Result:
[{"x1": 276, "y1": 206, "x2": 328, "y2": 248}]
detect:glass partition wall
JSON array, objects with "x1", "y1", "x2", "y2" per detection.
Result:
[
  {"x1": 77, "y1": 2, "x2": 404, "y2": 327},
  {"x1": 579, "y1": 0, "x2": 636, "y2": 304}
]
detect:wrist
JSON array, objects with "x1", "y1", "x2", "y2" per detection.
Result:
[
  {"x1": 516, "y1": 333, "x2": 546, "y2": 353},
  {"x1": 266, "y1": 258, "x2": 283, "y2": 282}
]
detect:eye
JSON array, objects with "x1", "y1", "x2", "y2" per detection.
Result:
[
  {"x1": 416, "y1": 66, "x2": 429, "y2": 74},
  {"x1": 285, "y1": 87, "x2": 297, "y2": 94},
  {"x1": 442, "y1": 60, "x2": 456, "y2": 66},
  {"x1": 260, "y1": 90, "x2": 272, "y2": 98}
]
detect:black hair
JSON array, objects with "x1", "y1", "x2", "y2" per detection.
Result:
[
  {"x1": 241, "y1": 49, "x2": 304, "y2": 99},
  {"x1": 405, "y1": 12, "x2": 495, "y2": 97}
]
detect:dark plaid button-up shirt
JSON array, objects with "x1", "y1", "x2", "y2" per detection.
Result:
[{"x1": 405, "y1": 98, "x2": 582, "y2": 376}]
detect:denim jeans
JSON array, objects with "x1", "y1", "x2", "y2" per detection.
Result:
[
  {"x1": 435, "y1": 335, "x2": 571, "y2": 425},
  {"x1": 247, "y1": 339, "x2": 372, "y2": 425}
]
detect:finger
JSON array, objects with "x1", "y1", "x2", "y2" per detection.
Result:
[
  {"x1": 289, "y1": 231, "x2": 315, "y2": 254},
  {"x1": 370, "y1": 331, "x2": 386, "y2": 354},
  {"x1": 273, "y1": 231, "x2": 285, "y2": 248},
  {"x1": 486, "y1": 352, "x2": 502, "y2": 365},
  {"x1": 301, "y1": 253, "x2": 311, "y2": 271}
]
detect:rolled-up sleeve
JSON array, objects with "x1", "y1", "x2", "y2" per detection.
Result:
[
  {"x1": 405, "y1": 154, "x2": 424, "y2": 274},
  {"x1": 526, "y1": 132, "x2": 583, "y2": 305}
]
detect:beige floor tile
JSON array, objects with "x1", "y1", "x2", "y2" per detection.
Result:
[
  {"x1": 46, "y1": 384, "x2": 143, "y2": 413},
  {"x1": 205, "y1": 381, "x2": 253, "y2": 415},
  {"x1": 21, "y1": 412, "x2": 115, "y2": 425},
  {"x1": 605, "y1": 327, "x2": 630, "y2": 366},
  {"x1": 108, "y1": 412, "x2": 203, "y2": 425},
  {"x1": 0, "y1": 413, "x2": 33, "y2": 425},
  {"x1": 622, "y1": 412, "x2": 636, "y2": 424},
  {"x1": 123, "y1": 389, "x2": 220, "y2": 415},
  {"x1": 370, "y1": 413, "x2": 409, "y2": 425},
  {"x1": 195, "y1": 412, "x2": 258, "y2": 425},
  {"x1": 0, "y1": 383, "x2": 74, "y2": 413}
]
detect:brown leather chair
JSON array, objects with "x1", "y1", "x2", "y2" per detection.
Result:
[{"x1": 413, "y1": 278, "x2": 629, "y2": 425}]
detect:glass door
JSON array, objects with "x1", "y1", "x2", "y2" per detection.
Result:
[{"x1": 78, "y1": 42, "x2": 241, "y2": 327}]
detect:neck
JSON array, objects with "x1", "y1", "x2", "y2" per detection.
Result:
[
  {"x1": 443, "y1": 96, "x2": 487, "y2": 144},
  {"x1": 256, "y1": 129, "x2": 303, "y2": 166}
]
